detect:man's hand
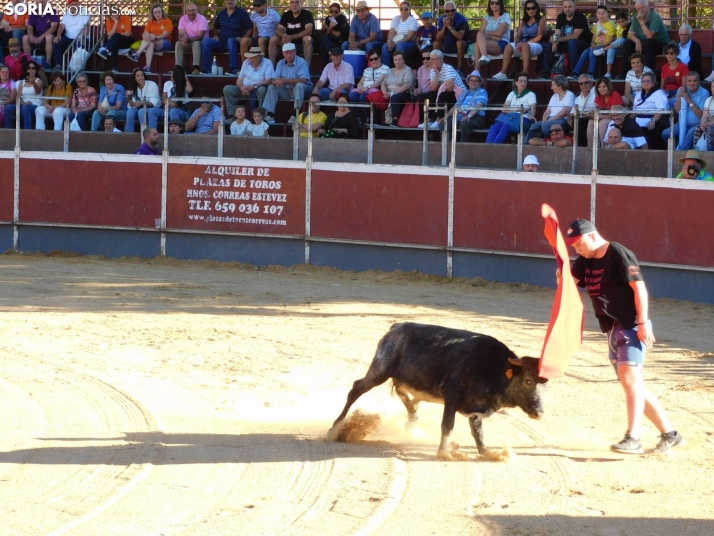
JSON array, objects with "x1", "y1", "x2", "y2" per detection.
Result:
[
  {"x1": 349, "y1": 41, "x2": 359, "y2": 50},
  {"x1": 282, "y1": 34, "x2": 290, "y2": 44},
  {"x1": 637, "y1": 322, "x2": 655, "y2": 349},
  {"x1": 444, "y1": 18, "x2": 452, "y2": 29},
  {"x1": 274, "y1": 78, "x2": 285, "y2": 87},
  {"x1": 53, "y1": 34, "x2": 61, "y2": 44},
  {"x1": 180, "y1": 35, "x2": 189, "y2": 46},
  {"x1": 329, "y1": 89, "x2": 337, "y2": 100}
]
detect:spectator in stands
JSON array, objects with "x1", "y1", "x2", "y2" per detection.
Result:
[
  {"x1": 320, "y1": 3, "x2": 349, "y2": 65},
  {"x1": 622, "y1": 0, "x2": 668, "y2": 72},
  {"x1": 35, "y1": 70, "x2": 70, "y2": 130},
  {"x1": 696, "y1": 79, "x2": 714, "y2": 151},
  {"x1": 603, "y1": 127, "x2": 631, "y2": 149},
  {"x1": 96, "y1": 6, "x2": 133, "y2": 73},
  {"x1": 247, "y1": 107, "x2": 270, "y2": 136},
  {"x1": 677, "y1": 24, "x2": 702, "y2": 80},
  {"x1": 433, "y1": 1, "x2": 468, "y2": 74},
  {"x1": 229, "y1": 105, "x2": 249, "y2": 135},
  {"x1": 412, "y1": 49, "x2": 432, "y2": 109},
  {"x1": 4, "y1": 37, "x2": 31, "y2": 81},
  {"x1": 318, "y1": 95, "x2": 360, "y2": 138},
  {"x1": 663, "y1": 72, "x2": 709, "y2": 151},
  {"x1": 185, "y1": 100, "x2": 222, "y2": 134},
  {"x1": 242, "y1": 0, "x2": 280, "y2": 66},
  {"x1": 224, "y1": 46, "x2": 274, "y2": 122},
  {"x1": 52, "y1": 0, "x2": 90, "y2": 70},
  {"x1": 264, "y1": 42, "x2": 313, "y2": 126},
  {"x1": 4, "y1": 61, "x2": 44, "y2": 129},
  {"x1": 1, "y1": 0, "x2": 28, "y2": 47},
  {"x1": 312, "y1": 47, "x2": 354, "y2": 102},
  {"x1": 540, "y1": 0, "x2": 591, "y2": 79},
  {"x1": 569, "y1": 5, "x2": 616, "y2": 81},
  {"x1": 173, "y1": 2, "x2": 208, "y2": 75},
  {"x1": 603, "y1": 105, "x2": 648, "y2": 149},
  {"x1": 0, "y1": 65, "x2": 17, "y2": 127},
  {"x1": 623, "y1": 52, "x2": 652, "y2": 107},
  {"x1": 349, "y1": 48, "x2": 389, "y2": 116},
  {"x1": 474, "y1": 0, "x2": 512, "y2": 68},
  {"x1": 344, "y1": 0, "x2": 383, "y2": 57},
  {"x1": 442, "y1": 70, "x2": 487, "y2": 142},
  {"x1": 383, "y1": 2, "x2": 418, "y2": 68},
  {"x1": 168, "y1": 118, "x2": 184, "y2": 134},
  {"x1": 294, "y1": 95, "x2": 326, "y2": 137},
  {"x1": 660, "y1": 42, "x2": 687, "y2": 107},
  {"x1": 486, "y1": 71, "x2": 537, "y2": 144},
  {"x1": 528, "y1": 123, "x2": 572, "y2": 147},
  {"x1": 270, "y1": 0, "x2": 314, "y2": 69},
  {"x1": 124, "y1": 67, "x2": 161, "y2": 132},
  {"x1": 90, "y1": 70, "x2": 126, "y2": 131},
  {"x1": 632, "y1": 71, "x2": 668, "y2": 150},
  {"x1": 22, "y1": 0, "x2": 58, "y2": 70},
  {"x1": 103, "y1": 115, "x2": 121, "y2": 132},
  {"x1": 67, "y1": 71, "x2": 96, "y2": 131},
  {"x1": 676, "y1": 150, "x2": 713, "y2": 180},
  {"x1": 136, "y1": 126, "x2": 159, "y2": 155},
  {"x1": 128, "y1": 4, "x2": 173, "y2": 74},
  {"x1": 201, "y1": 0, "x2": 252, "y2": 76},
  {"x1": 567, "y1": 73, "x2": 596, "y2": 147},
  {"x1": 591, "y1": 76, "x2": 623, "y2": 146},
  {"x1": 417, "y1": 12, "x2": 437, "y2": 53},
  {"x1": 381, "y1": 51, "x2": 414, "y2": 126},
  {"x1": 493, "y1": 0, "x2": 545, "y2": 81},
  {"x1": 524, "y1": 74, "x2": 574, "y2": 143},
  {"x1": 522, "y1": 154, "x2": 539, "y2": 171},
  {"x1": 417, "y1": 48, "x2": 465, "y2": 129},
  {"x1": 605, "y1": 11, "x2": 630, "y2": 80},
  {"x1": 162, "y1": 66, "x2": 193, "y2": 123}
]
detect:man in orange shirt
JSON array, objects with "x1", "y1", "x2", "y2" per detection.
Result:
[{"x1": 97, "y1": 8, "x2": 134, "y2": 72}]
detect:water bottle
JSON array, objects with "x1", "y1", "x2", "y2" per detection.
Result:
[{"x1": 211, "y1": 57, "x2": 218, "y2": 75}]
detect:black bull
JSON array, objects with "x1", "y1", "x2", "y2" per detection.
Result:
[{"x1": 327, "y1": 322, "x2": 548, "y2": 459}]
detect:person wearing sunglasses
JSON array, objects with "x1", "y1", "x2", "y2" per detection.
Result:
[
  {"x1": 320, "y1": 3, "x2": 349, "y2": 65},
  {"x1": 413, "y1": 51, "x2": 433, "y2": 99},
  {"x1": 344, "y1": 0, "x2": 384, "y2": 55},
  {"x1": 566, "y1": 73, "x2": 596, "y2": 147},
  {"x1": 660, "y1": 41, "x2": 687, "y2": 107},
  {"x1": 493, "y1": 0, "x2": 545, "y2": 80},
  {"x1": 433, "y1": 1, "x2": 468, "y2": 74},
  {"x1": 349, "y1": 49, "x2": 389, "y2": 118},
  {"x1": 3, "y1": 61, "x2": 44, "y2": 129},
  {"x1": 539, "y1": 0, "x2": 591, "y2": 79},
  {"x1": 527, "y1": 123, "x2": 572, "y2": 147},
  {"x1": 241, "y1": 0, "x2": 280, "y2": 66},
  {"x1": 383, "y1": 1, "x2": 418, "y2": 68},
  {"x1": 473, "y1": 0, "x2": 511, "y2": 68}
]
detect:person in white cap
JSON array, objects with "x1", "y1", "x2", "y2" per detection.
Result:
[
  {"x1": 263, "y1": 42, "x2": 313, "y2": 125},
  {"x1": 522, "y1": 154, "x2": 539, "y2": 171},
  {"x1": 441, "y1": 70, "x2": 488, "y2": 142}
]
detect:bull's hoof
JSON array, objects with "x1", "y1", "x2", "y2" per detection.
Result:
[
  {"x1": 326, "y1": 422, "x2": 343, "y2": 442},
  {"x1": 436, "y1": 448, "x2": 454, "y2": 461},
  {"x1": 404, "y1": 416, "x2": 418, "y2": 431}
]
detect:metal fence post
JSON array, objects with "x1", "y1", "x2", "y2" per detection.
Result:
[
  {"x1": 422, "y1": 99, "x2": 429, "y2": 167},
  {"x1": 305, "y1": 108, "x2": 313, "y2": 265},
  {"x1": 572, "y1": 105, "x2": 579, "y2": 175},
  {"x1": 368, "y1": 103, "x2": 374, "y2": 164},
  {"x1": 516, "y1": 108, "x2": 524, "y2": 170}
]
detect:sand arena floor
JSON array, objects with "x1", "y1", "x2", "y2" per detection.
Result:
[{"x1": 0, "y1": 253, "x2": 713, "y2": 535}]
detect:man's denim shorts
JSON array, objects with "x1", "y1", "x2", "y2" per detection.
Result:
[{"x1": 608, "y1": 321, "x2": 651, "y2": 371}]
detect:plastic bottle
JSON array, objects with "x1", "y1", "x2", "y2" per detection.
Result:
[{"x1": 211, "y1": 57, "x2": 218, "y2": 75}]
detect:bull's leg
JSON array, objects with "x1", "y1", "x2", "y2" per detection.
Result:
[
  {"x1": 327, "y1": 374, "x2": 389, "y2": 441},
  {"x1": 393, "y1": 381, "x2": 420, "y2": 427},
  {"x1": 436, "y1": 400, "x2": 458, "y2": 460},
  {"x1": 469, "y1": 415, "x2": 486, "y2": 454}
]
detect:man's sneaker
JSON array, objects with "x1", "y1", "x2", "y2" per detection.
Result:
[
  {"x1": 537, "y1": 70, "x2": 550, "y2": 80},
  {"x1": 96, "y1": 47, "x2": 109, "y2": 60},
  {"x1": 611, "y1": 434, "x2": 644, "y2": 454},
  {"x1": 593, "y1": 48, "x2": 605, "y2": 57},
  {"x1": 229, "y1": 68, "x2": 239, "y2": 75},
  {"x1": 428, "y1": 120, "x2": 440, "y2": 129},
  {"x1": 200, "y1": 70, "x2": 210, "y2": 75},
  {"x1": 568, "y1": 72, "x2": 580, "y2": 81},
  {"x1": 478, "y1": 55, "x2": 490, "y2": 65},
  {"x1": 613, "y1": 72, "x2": 626, "y2": 80},
  {"x1": 417, "y1": 122, "x2": 426, "y2": 128},
  {"x1": 704, "y1": 72, "x2": 714, "y2": 83},
  {"x1": 143, "y1": 66, "x2": 152, "y2": 74},
  {"x1": 652, "y1": 431, "x2": 684, "y2": 453},
  {"x1": 604, "y1": 72, "x2": 612, "y2": 79},
  {"x1": 492, "y1": 72, "x2": 508, "y2": 80},
  {"x1": 128, "y1": 52, "x2": 139, "y2": 62},
  {"x1": 287, "y1": 115, "x2": 297, "y2": 125},
  {"x1": 266, "y1": 114, "x2": 275, "y2": 125},
  {"x1": 192, "y1": 67, "x2": 201, "y2": 75}
]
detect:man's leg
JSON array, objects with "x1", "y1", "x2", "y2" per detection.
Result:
[
  {"x1": 302, "y1": 36, "x2": 313, "y2": 70},
  {"x1": 456, "y1": 39, "x2": 466, "y2": 72},
  {"x1": 174, "y1": 41, "x2": 186, "y2": 68},
  {"x1": 191, "y1": 40, "x2": 202, "y2": 71},
  {"x1": 223, "y1": 84, "x2": 241, "y2": 118},
  {"x1": 642, "y1": 38, "x2": 664, "y2": 71},
  {"x1": 677, "y1": 125, "x2": 696, "y2": 151},
  {"x1": 255, "y1": 85, "x2": 268, "y2": 111},
  {"x1": 227, "y1": 37, "x2": 239, "y2": 70},
  {"x1": 269, "y1": 35, "x2": 281, "y2": 66},
  {"x1": 263, "y1": 84, "x2": 279, "y2": 115},
  {"x1": 201, "y1": 38, "x2": 225, "y2": 72},
  {"x1": 318, "y1": 87, "x2": 332, "y2": 101}
]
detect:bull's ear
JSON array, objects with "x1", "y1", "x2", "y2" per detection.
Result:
[{"x1": 508, "y1": 357, "x2": 524, "y2": 367}]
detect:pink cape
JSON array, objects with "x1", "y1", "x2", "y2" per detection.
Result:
[{"x1": 539, "y1": 204, "x2": 584, "y2": 379}]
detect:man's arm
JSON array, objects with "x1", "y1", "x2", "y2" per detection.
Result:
[{"x1": 630, "y1": 280, "x2": 655, "y2": 348}]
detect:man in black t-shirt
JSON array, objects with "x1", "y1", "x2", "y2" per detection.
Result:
[
  {"x1": 562, "y1": 219, "x2": 683, "y2": 455},
  {"x1": 269, "y1": 0, "x2": 315, "y2": 68},
  {"x1": 541, "y1": 0, "x2": 592, "y2": 77}
]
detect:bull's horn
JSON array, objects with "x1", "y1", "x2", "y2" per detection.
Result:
[{"x1": 508, "y1": 357, "x2": 524, "y2": 367}]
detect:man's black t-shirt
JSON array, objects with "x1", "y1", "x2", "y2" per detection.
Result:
[
  {"x1": 280, "y1": 8, "x2": 315, "y2": 36},
  {"x1": 571, "y1": 242, "x2": 643, "y2": 333},
  {"x1": 556, "y1": 11, "x2": 592, "y2": 44}
]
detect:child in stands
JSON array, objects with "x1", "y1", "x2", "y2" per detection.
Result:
[
  {"x1": 230, "y1": 105, "x2": 249, "y2": 136},
  {"x1": 248, "y1": 107, "x2": 270, "y2": 137}
]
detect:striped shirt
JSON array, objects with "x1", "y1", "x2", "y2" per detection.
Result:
[
  {"x1": 390, "y1": 15, "x2": 418, "y2": 35},
  {"x1": 251, "y1": 9, "x2": 281, "y2": 38},
  {"x1": 429, "y1": 64, "x2": 466, "y2": 90}
]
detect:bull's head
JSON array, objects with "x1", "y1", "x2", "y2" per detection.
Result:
[{"x1": 505, "y1": 357, "x2": 548, "y2": 419}]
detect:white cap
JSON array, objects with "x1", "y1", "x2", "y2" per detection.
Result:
[
  {"x1": 523, "y1": 155, "x2": 540, "y2": 166},
  {"x1": 282, "y1": 43, "x2": 296, "y2": 52}
]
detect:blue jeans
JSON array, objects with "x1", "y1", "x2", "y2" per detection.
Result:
[
  {"x1": 169, "y1": 108, "x2": 189, "y2": 122},
  {"x1": 662, "y1": 123, "x2": 696, "y2": 151},
  {"x1": 319, "y1": 86, "x2": 351, "y2": 101},
  {"x1": 201, "y1": 37, "x2": 239, "y2": 72},
  {"x1": 573, "y1": 46, "x2": 605, "y2": 75},
  {"x1": 523, "y1": 118, "x2": 567, "y2": 143},
  {"x1": 606, "y1": 38, "x2": 625, "y2": 65},
  {"x1": 90, "y1": 109, "x2": 127, "y2": 131},
  {"x1": 124, "y1": 106, "x2": 164, "y2": 132},
  {"x1": 4, "y1": 103, "x2": 36, "y2": 129},
  {"x1": 381, "y1": 40, "x2": 416, "y2": 68}
]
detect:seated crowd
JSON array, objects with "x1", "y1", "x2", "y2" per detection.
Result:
[{"x1": 0, "y1": 0, "x2": 713, "y2": 166}]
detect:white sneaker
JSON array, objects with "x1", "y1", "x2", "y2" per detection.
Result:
[
  {"x1": 428, "y1": 121, "x2": 439, "y2": 129},
  {"x1": 604, "y1": 73, "x2": 612, "y2": 79},
  {"x1": 287, "y1": 115, "x2": 296, "y2": 125},
  {"x1": 478, "y1": 55, "x2": 490, "y2": 64},
  {"x1": 266, "y1": 114, "x2": 276, "y2": 125},
  {"x1": 593, "y1": 48, "x2": 605, "y2": 57},
  {"x1": 418, "y1": 122, "x2": 426, "y2": 128},
  {"x1": 704, "y1": 72, "x2": 714, "y2": 83},
  {"x1": 492, "y1": 72, "x2": 507, "y2": 80}
]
